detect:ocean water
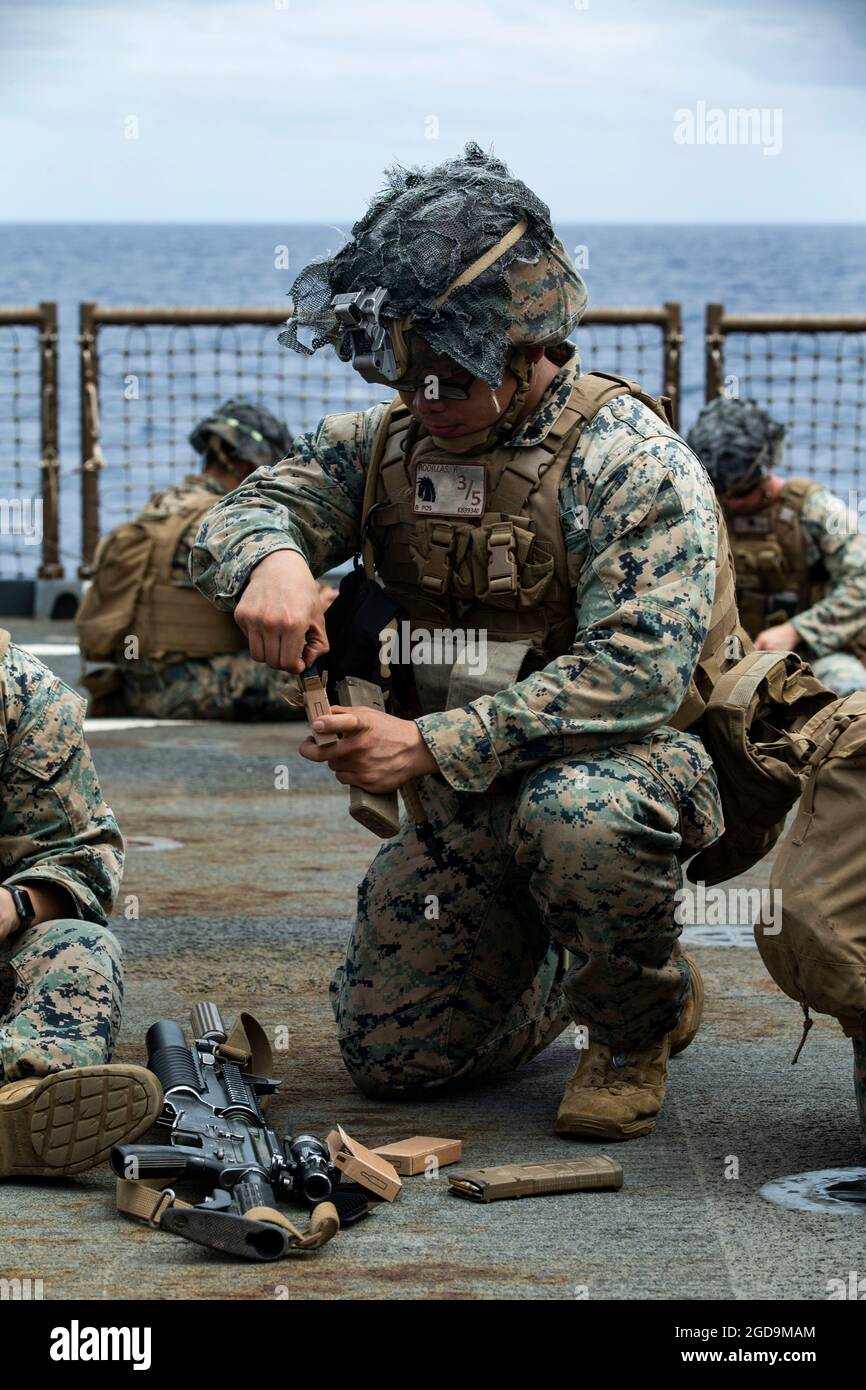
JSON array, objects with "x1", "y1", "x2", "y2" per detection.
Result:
[{"x1": 0, "y1": 222, "x2": 864, "y2": 577}]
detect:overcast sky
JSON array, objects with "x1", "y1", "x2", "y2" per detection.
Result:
[{"x1": 2, "y1": 0, "x2": 864, "y2": 222}]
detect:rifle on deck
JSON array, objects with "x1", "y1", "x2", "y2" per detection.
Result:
[{"x1": 110, "y1": 1001, "x2": 358, "y2": 1262}]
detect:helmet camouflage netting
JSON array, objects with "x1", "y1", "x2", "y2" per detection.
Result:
[
  {"x1": 687, "y1": 396, "x2": 786, "y2": 495},
  {"x1": 279, "y1": 142, "x2": 588, "y2": 387}
]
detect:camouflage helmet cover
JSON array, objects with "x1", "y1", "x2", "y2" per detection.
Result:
[
  {"x1": 279, "y1": 142, "x2": 588, "y2": 388},
  {"x1": 687, "y1": 396, "x2": 786, "y2": 496},
  {"x1": 189, "y1": 399, "x2": 293, "y2": 469}
]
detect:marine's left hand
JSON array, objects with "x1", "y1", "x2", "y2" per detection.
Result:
[
  {"x1": 755, "y1": 621, "x2": 801, "y2": 652},
  {"x1": 299, "y1": 706, "x2": 438, "y2": 792}
]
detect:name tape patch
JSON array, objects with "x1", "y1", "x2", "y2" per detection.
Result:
[{"x1": 414, "y1": 462, "x2": 486, "y2": 517}]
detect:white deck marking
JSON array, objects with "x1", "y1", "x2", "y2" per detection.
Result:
[
  {"x1": 680, "y1": 924, "x2": 758, "y2": 948},
  {"x1": 20, "y1": 642, "x2": 80, "y2": 656},
  {"x1": 84, "y1": 717, "x2": 204, "y2": 730}
]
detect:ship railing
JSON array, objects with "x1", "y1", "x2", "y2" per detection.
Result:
[
  {"x1": 0, "y1": 303, "x2": 60, "y2": 583},
  {"x1": 77, "y1": 301, "x2": 683, "y2": 573}
]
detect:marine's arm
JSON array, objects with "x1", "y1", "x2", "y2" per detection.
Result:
[
  {"x1": 0, "y1": 648, "x2": 124, "y2": 932},
  {"x1": 417, "y1": 404, "x2": 717, "y2": 793},
  {"x1": 190, "y1": 408, "x2": 383, "y2": 608},
  {"x1": 790, "y1": 488, "x2": 866, "y2": 657},
  {"x1": 190, "y1": 407, "x2": 383, "y2": 670}
]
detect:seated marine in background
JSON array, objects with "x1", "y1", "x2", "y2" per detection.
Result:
[
  {"x1": 0, "y1": 628, "x2": 160, "y2": 1179},
  {"x1": 688, "y1": 396, "x2": 866, "y2": 697},
  {"x1": 77, "y1": 399, "x2": 326, "y2": 720}
]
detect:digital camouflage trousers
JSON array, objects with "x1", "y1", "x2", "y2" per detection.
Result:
[
  {"x1": 331, "y1": 726, "x2": 724, "y2": 1098},
  {"x1": 117, "y1": 653, "x2": 299, "y2": 721},
  {"x1": 0, "y1": 918, "x2": 123, "y2": 1083}
]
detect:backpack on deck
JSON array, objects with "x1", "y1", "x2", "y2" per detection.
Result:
[
  {"x1": 759, "y1": 690, "x2": 866, "y2": 1037},
  {"x1": 686, "y1": 649, "x2": 837, "y2": 887},
  {"x1": 76, "y1": 522, "x2": 156, "y2": 661},
  {"x1": 76, "y1": 498, "x2": 245, "y2": 662}
]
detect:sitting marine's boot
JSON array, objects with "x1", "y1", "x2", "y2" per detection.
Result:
[
  {"x1": 0, "y1": 1065, "x2": 162, "y2": 1179},
  {"x1": 669, "y1": 949, "x2": 704, "y2": 1057},
  {"x1": 556, "y1": 1035, "x2": 672, "y2": 1140},
  {"x1": 853, "y1": 1036, "x2": 866, "y2": 1139}
]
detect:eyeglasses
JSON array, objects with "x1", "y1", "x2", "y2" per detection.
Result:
[{"x1": 392, "y1": 367, "x2": 475, "y2": 401}]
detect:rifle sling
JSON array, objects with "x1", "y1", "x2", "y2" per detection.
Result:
[{"x1": 114, "y1": 1177, "x2": 337, "y2": 1250}]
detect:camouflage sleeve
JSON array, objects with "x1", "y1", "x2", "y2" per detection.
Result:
[
  {"x1": 189, "y1": 406, "x2": 387, "y2": 607},
  {"x1": 791, "y1": 487, "x2": 866, "y2": 657},
  {"x1": 417, "y1": 400, "x2": 717, "y2": 792},
  {"x1": 0, "y1": 647, "x2": 124, "y2": 923}
]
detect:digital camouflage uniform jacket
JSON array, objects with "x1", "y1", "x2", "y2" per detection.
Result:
[
  {"x1": 190, "y1": 347, "x2": 718, "y2": 785},
  {"x1": 0, "y1": 643, "x2": 123, "y2": 922},
  {"x1": 786, "y1": 487, "x2": 866, "y2": 657}
]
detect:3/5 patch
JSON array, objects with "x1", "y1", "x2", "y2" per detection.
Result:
[{"x1": 414, "y1": 462, "x2": 486, "y2": 518}]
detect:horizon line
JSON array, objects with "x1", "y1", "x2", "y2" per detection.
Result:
[{"x1": 1, "y1": 219, "x2": 865, "y2": 230}]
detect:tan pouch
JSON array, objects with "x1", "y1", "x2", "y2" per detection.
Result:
[
  {"x1": 686, "y1": 649, "x2": 837, "y2": 886},
  {"x1": 760, "y1": 692, "x2": 866, "y2": 1036}
]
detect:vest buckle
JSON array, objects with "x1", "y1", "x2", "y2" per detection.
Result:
[{"x1": 487, "y1": 522, "x2": 518, "y2": 594}]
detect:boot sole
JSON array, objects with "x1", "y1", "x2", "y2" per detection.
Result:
[
  {"x1": 555, "y1": 1113, "x2": 657, "y2": 1140},
  {"x1": 670, "y1": 949, "x2": 705, "y2": 1058},
  {"x1": 0, "y1": 1065, "x2": 162, "y2": 1178}
]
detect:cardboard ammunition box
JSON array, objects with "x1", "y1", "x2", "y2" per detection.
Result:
[
  {"x1": 326, "y1": 1125, "x2": 402, "y2": 1202},
  {"x1": 371, "y1": 1135, "x2": 463, "y2": 1176}
]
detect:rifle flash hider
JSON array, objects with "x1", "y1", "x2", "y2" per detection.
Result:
[{"x1": 190, "y1": 1000, "x2": 227, "y2": 1044}]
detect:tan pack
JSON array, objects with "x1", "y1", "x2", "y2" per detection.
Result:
[
  {"x1": 759, "y1": 691, "x2": 866, "y2": 1036},
  {"x1": 726, "y1": 478, "x2": 823, "y2": 637},
  {"x1": 687, "y1": 649, "x2": 836, "y2": 887},
  {"x1": 76, "y1": 492, "x2": 246, "y2": 661}
]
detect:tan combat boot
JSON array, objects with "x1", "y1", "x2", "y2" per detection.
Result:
[
  {"x1": 0, "y1": 1064, "x2": 162, "y2": 1179},
  {"x1": 669, "y1": 948, "x2": 704, "y2": 1057},
  {"x1": 555, "y1": 1034, "x2": 671, "y2": 1140}
]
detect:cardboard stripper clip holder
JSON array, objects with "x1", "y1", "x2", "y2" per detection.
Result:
[{"x1": 294, "y1": 662, "x2": 402, "y2": 839}]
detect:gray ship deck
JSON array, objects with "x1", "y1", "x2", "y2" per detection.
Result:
[{"x1": 1, "y1": 620, "x2": 859, "y2": 1302}]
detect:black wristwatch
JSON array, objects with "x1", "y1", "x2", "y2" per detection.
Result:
[{"x1": 6, "y1": 884, "x2": 35, "y2": 935}]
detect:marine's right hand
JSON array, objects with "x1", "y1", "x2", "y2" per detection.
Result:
[{"x1": 234, "y1": 549, "x2": 330, "y2": 673}]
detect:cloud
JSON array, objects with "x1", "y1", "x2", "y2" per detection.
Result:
[{"x1": 1, "y1": 0, "x2": 864, "y2": 221}]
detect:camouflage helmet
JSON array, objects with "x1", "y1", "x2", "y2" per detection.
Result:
[
  {"x1": 687, "y1": 397, "x2": 786, "y2": 497},
  {"x1": 279, "y1": 142, "x2": 588, "y2": 391},
  {"x1": 189, "y1": 399, "x2": 293, "y2": 470}
]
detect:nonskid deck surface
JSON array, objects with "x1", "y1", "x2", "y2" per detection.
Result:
[{"x1": 0, "y1": 620, "x2": 860, "y2": 1301}]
